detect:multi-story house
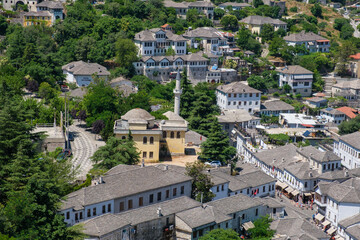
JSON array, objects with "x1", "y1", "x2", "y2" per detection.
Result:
[
  {"x1": 260, "y1": 99, "x2": 295, "y2": 116},
  {"x1": 23, "y1": 11, "x2": 52, "y2": 27},
  {"x1": 134, "y1": 28, "x2": 187, "y2": 56},
  {"x1": 62, "y1": 61, "x2": 110, "y2": 87},
  {"x1": 338, "y1": 213, "x2": 360, "y2": 240},
  {"x1": 348, "y1": 53, "x2": 360, "y2": 78},
  {"x1": 36, "y1": 1, "x2": 64, "y2": 23},
  {"x1": 183, "y1": 27, "x2": 235, "y2": 55},
  {"x1": 216, "y1": 82, "x2": 261, "y2": 114},
  {"x1": 277, "y1": 65, "x2": 313, "y2": 96},
  {"x1": 240, "y1": 15, "x2": 287, "y2": 34},
  {"x1": 218, "y1": 2, "x2": 251, "y2": 11},
  {"x1": 60, "y1": 165, "x2": 192, "y2": 226},
  {"x1": 279, "y1": 113, "x2": 325, "y2": 129},
  {"x1": 319, "y1": 108, "x2": 346, "y2": 125},
  {"x1": 164, "y1": 0, "x2": 188, "y2": 18},
  {"x1": 186, "y1": 1, "x2": 214, "y2": 19},
  {"x1": 332, "y1": 79, "x2": 360, "y2": 101},
  {"x1": 263, "y1": 0, "x2": 286, "y2": 15},
  {"x1": 283, "y1": 31, "x2": 330, "y2": 53},
  {"x1": 333, "y1": 131, "x2": 360, "y2": 169}
]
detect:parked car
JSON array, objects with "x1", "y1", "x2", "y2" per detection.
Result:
[
  {"x1": 68, "y1": 132, "x2": 74, "y2": 141},
  {"x1": 205, "y1": 161, "x2": 222, "y2": 167}
]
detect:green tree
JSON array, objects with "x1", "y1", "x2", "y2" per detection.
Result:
[
  {"x1": 185, "y1": 161, "x2": 215, "y2": 203},
  {"x1": 115, "y1": 38, "x2": 139, "y2": 68},
  {"x1": 91, "y1": 136, "x2": 140, "y2": 170},
  {"x1": 38, "y1": 82, "x2": 58, "y2": 103},
  {"x1": 253, "y1": 0, "x2": 264, "y2": 8},
  {"x1": 214, "y1": 8, "x2": 225, "y2": 20},
  {"x1": 338, "y1": 116, "x2": 360, "y2": 135},
  {"x1": 165, "y1": 47, "x2": 176, "y2": 56},
  {"x1": 248, "y1": 215, "x2": 275, "y2": 239},
  {"x1": 180, "y1": 70, "x2": 196, "y2": 119},
  {"x1": 200, "y1": 118, "x2": 236, "y2": 164},
  {"x1": 200, "y1": 229, "x2": 241, "y2": 240},
  {"x1": 247, "y1": 75, "x2": 267, "y2": 90},
  {"x1": 334, "y1": 18, "x2": 350, "y2": 31},
  {"x1": 220, "y1": 15, "x2": 239, "y2": 30},
  {"x1": 311, "y1": 3, "x2": 322, "y2": 18},
  {"x1": 0, "y1": 16, "x2": 8, "y2": 35},
  {"x1": 260, "y1": 24, "x2": 274, "y2": 42},
  {"x1": 340, "y1": 24, "x2": 354, "y2": 40}
]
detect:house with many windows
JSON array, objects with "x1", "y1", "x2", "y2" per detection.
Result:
[
  {"x1": 60, "y1": 165, "x2": 192, "y2": 226},
  {"x1": 333, "y1": 131, "x2": 360, "y2": 169},
  {"x1": 240, "y1": 15, "x2": 287, "y2": 34},
  {"x1": 36, "y1": 1, "x2": 64, "y2": 23},
  {"x1": 216, "y1": 82, "x2": 261, "y2": 114},
  {"x1": 23, "y1": 11, "x2": 52, "y2": 26},
  {"x1": 283, "y1": 31, "x2": 330, "y2": 53},
  {"x1": 260, "y1": 99, "x2": 295, "y2": 116},
  {"x1": 277, "y1": 65, "x2": 314, "y2": 96},
  {"x1": 332, "y1": 79, "x2": 360, "y2": 101}
]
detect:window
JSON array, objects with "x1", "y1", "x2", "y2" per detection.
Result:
[
  {"x1": 255, "y1": 208, "x2": 258, "y2": 216},
  {"x1": 143, "y1": 152, "x2": 147, "y2": 158},
  {"x1": 150, "y1": 137, "x2": 154, "y2": 144},
  {"x1": 143, "y1": 137, "x2": 147, "y2": 144},
  {"x1": 128, "y1": 200, "x2": 133, "y2": 210},
  {"x1": 222, "y1": 185, "x2": 224, "y2": 191},
  {"x1": 304, "y1": 82, "x2": 309, "y2": 86},
  {"x1": 228, "y1": 101, "x2": 231, "y2": 105},
  {"x1": 263, "y1": 186, "x2": 266, "y2": 192},
  {"x1": 66, "y1": 212, "x2": 70, "y2": 219},
  {"x1": 166, "y1": 190, "x2": 170, "y2": 198},
  {"x1": 228, "y1": 94, "x2": 231, "y2": 97},
  {"x1": 217, "y1": 186, "x2": 220, "y2": 192},
  {"x1": 226, "y1": 222, "x2": 228, "y2": 228},
  {"x1": 163, "y1": 131, "x2": 167, "y2": 138},
  {"x1": 139, "y1": 197, "x2": 143, "y2": 206},
  {"x1": 75, "y1": 213, "x2": 78, "y2": 221},
  {"x1": 181, "y1": 186, "x2": 185, "y2": 194},
  {"x1": 273, "y1": 208, "x2": 276, "y2": 214},
  {"x1": 87, "y1": 209, "x2": 91, "y2": 217},
  {"x1": 102, "y1": 205, "x2": 106, "y2": 214},
  {"x1": 120, "y1": 202, "x2": 125, "y2": 211},
  {"x1": 247, "y1": 189, "x2": 250, "y2": 194},
  {"x1": 171, "y1": 131, "x2": 175, "y2": 138},
  {"x1": 150, "y1": 194, "x2": 154, "y2": 203},
  {"x1": 80, "y1": 212, "x2": 83, "y2": 219},
  {"x1": 305, "y1": 182, "x2": 308, "y2": 188},
  {"x1": 93, "y1": 208, "x2": 96, "y2": 216},
  {"x1": 149, "y1": 152, "x2": 153, "y2": 159},
  {"x1": 177, "y1": 131, "x2": 181, "y2": 139},
  {"x1": 157, "y1": 192, "x2": 162, "y2": 201},
  {"x1": 242, "y1": 214, "x2": 245, "y2": 219},
  {"x1": 193, "y1": 231, "x2": 197, "y2": 238},
  {"x1": 199, "y1": 229, "x2": 203, "y2": 237},
  {"x1": 122, "y1": 136, "x2": 126, "y2": 139},
  {"x1": 173, "y1": 188, "x2": 177, "y2": 196},
  {"x1": 108, "y1": 204, "x2": 111, "y2": 212}
]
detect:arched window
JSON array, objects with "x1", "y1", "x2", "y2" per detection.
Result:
[
  {"x1": 122, "y1": 136, "x2": 126, "y2": 140},
  {"x1": 170, "y1": 131, "x2": 175, "y2": 139},
  {"x1": 163, "y1": 131, "x2": 167, "y2": 138},
  {"x1": 143, "y1": 136, "x2": 147, "y2": 144},
  {"x1": 150, "y1": 137, "x2": 154, "y2": 144},
  {"x1": 177, "y1": 131, "x2": 181, "y2": 139}
]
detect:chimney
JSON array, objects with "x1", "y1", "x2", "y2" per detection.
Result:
[
  {"x1": 141, "y1": 158, "x2": 145, "y2": 168},
  {"x1": 164, "y1": 165, "x2": 168, "y2": 170},
  {"x1": 157, "y1": 207, "x2": 162, "y2": 217},
  {"x1": 282, "y1": 158, "x2": 285, "y2": 163},
  {"x1": 345, "y1": 170, "x2": 349, "y2": 177},
  {"x1": 309, "y1": 172, "x2": 313, "y2": 177},
  {"x1": 99, "y1": 176, "x2": 104, "y2": 184}
]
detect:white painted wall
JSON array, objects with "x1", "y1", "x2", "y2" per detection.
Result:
[
  {"x1": 334, "y1": 141, "x2": 360, "y2": 169},
  {"x1": 216, "y1": 90, "x2": 261, "y2": 114}
]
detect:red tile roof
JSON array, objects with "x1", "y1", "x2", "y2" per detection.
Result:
[
  {"x1": 336, "y1": 107, "x2": 359, "y2": 119},
  {"x1": 350, "y1": 53, "x2": 360, "y2": 60}
]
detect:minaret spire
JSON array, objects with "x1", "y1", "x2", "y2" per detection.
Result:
[{"x1": 173, "y1": 69, "x2": 182, "y2": 115}]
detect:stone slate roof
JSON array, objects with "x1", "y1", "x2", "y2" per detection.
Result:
[
  {"x1": 62, "y1": 61, "x2": 110, "y2": 76},
  {"x1": 346, "y1": 225, "x2": 360, "y2": 239},
  {"x1": 37, "y1": 0, "x2": 63, "y2": 9},
  {"x1": 260, "y1": 100, "x2": 294, "y2": 112},
  {"x1": 271, "y1": 218, "x2": 328, "y2": 240},
  {"x1": 240, "y1": 15, "x2": 286, "y2": 25},
  {"x1": 164, "y1": 0, "x2": 188, "y2": 8},
  {"x1": 69, "y1": 87, "x2": 87, "y2": 99},
  {"x1": 320, "y1": 107, "x2": 344, "y2": 115},
  {"x1": 216, "y1": 81, "x2": 261, "y2": 94},
  {"x1": 277, "y1": 65, "x2": 313, "y2": 75},
  {"x1": 140, "y1": 52, "x2": 208, "y2": 63},
  {"x1": 186, "y1": 1, "x2": 214, "y2": 7},
  {"x1": 339, "y1": 131, "x2": 360, "y2": 150},
  {"x1": 260, "y1": 196, "x2": 285, "y2": 209},
  {"x1": 326, "y1": 178, "x2": 360, "y2": 203},
  {"x1": 283, "y1": 31, "x2": 328, "y2": 42},
  {"x1": 339, "y1": 213, "x2": 360, "y2": 228},
  {"x1": 207, "y1": 193, "x2": 264, "y2": 215},
  {"x1": 82, "y1": 213, "x2": 131, "y2": 237},
  {"x1": 60, "y1": 166, "x2": 192, "y2": 211},
  {"x1": 253, "y1": 144, "x2": 299, "y2": 170},
  {"x1": 183, "y1": 27, "x2": 225, "y2": 39},
  {"x1": 333, "y1": 79, "x2": 360, "y2": 90},
  {"x1": 134, "y1": 28, "x2": 187, "y2": 42},
  {"x1": 318, "y1": 168, "x2": 352, "y2": 182},
  {"x1": 218, "y1": 2, "x2": 251, "y2": 7},
  {"x1": 176, "y1": 205, "x2": 232, "y2": 229},
  {"x1": 24, "y1": 11, "x2": 52, "y2": 16},
  {"x1": 185, "y1": 130, "x2": 207, "y2": 145},
  {"x1": 297, "y1": 146, "x2": 341, "y2": 163},
  {"x1": 284, "y1": 162, "x2": 319, "y2": 180},
  {"x1": 217, "y1": 109, "x2": 253, "y2": 123},
  {"x1": 121, "y1": 108, "x2": 155, "y2": 121}
]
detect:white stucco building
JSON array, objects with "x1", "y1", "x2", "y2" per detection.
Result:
[
  {"x1": 284, "y1": 31, "x2": 330, "y2": 53},
  {"x1": 320, "y1": 108, "x2": 346, "y2": 125},
  {"x1": 277, "y1": 65, "x2": 313, "y2": 97},
  {"x1": 216, "y1": 82, "x2": 261, "y2": 114},
  {"x1": 333, "y1": 132, "x2": 360, "y2": 169}
]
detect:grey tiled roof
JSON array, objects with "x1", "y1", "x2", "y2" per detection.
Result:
[
  {"x1": 318, "y1": 168, "x2": 352, "y2": 182},
  {"x1": 326, "y1": 178, "x2": 360, "y2": 203},
  {"x1": 320, "y1": 107, "x2": 344, "y2": 115},
  {"x1": 60, "y1": 166, "x2": 192, "y2": 211},
  {"x1": 187, "y1": 1, "x2": 214, "y2": 7},
  {"x1": 297, "y1": 146, "x2": 341, "y2": 163},
  {"x1": 277, "y1": 65, "x2": 313, "y2": 75},
  {"x1": 185, "y1": 130, "x2": 207, "y2": 145},
  {"x1": 284, "y1": 162, "x2": 319, "y2": 180},
  {"x1": 62, "y1": 61, "x2": 110, "y2": 76},
  {"x1": 140, "y1": 52, "x2": 208, "y2": 63},
  {"x1": 176, "y1": 205, "x2": 232, "y2": 229},
  {"x1": 240, "y1": 15, "x2": 286, "y2": 25},
  {"x1": 346, "y1": 225, "x2": 360, "y2": 239},
  {"x1": 216, "y1": 81, "x2": 261, "y2": 94},
  {"x1": 260, "y1": 196, "x2": 285, "y2": 209},
  {"x1": 134, "y1": 28, "x2": 187, "y2": 42},
  {"x1": 339, "y1": 131, "x2": 360, "y2": 150},
  {"x1": 183, "y1": 27, "x2": 224, "y2": 39},
  {"x1": 333, "y1": 79, "x2": 360, "y2": 90},
  {"x1": 283, "y1": 31, "x2": 328, "y2": 42},
  {"x1": 164, "y1": 0, "x2": 188, "y2": 8},
  {"x1": 219, "y1": 2, "x2": 251, "y2": 7},
  {"x1": 339, "y1": 213, "x2": 360, "y2": 228},
  {"x1": 24, "y1": 11, "x2": 52, "y2": 16},
  {"x1": 260, "y1": 100, "x2": 295, "y2": 111},
  {"x1": 207, "y1": 192, "x2": 264, "y2": 215},
  {"x1": 36, "y1": 0, "x2": 63, "y2": 9},
  {"x1": 217, "y1": 109, "x2": 253, "y2": 123},
  {"x1": 82, "y1": 213, "x2": 131, "y2": 237}
]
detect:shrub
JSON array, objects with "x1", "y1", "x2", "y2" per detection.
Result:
[{"x1": 290, "y1": 7, "x2": 298, "y2": 12}]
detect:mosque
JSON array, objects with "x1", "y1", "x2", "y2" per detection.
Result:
[{"x1": 113, "y1": 71, "x2": 187, "y2": 162}]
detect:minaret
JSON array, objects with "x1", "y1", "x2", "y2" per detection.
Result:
[{"x1": 173, "y1": 69, "x2": 182, "y2": 115}]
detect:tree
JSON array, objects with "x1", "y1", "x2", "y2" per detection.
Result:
[
  {"x1": 340, "y1": 24, "x2": 354, "y2": 40},
  {"x1": 200, "y1": 229, "x2": 241, "y2": 240},
  {"x1": 185, "y1": 161, "x2": 215, "y2": 203},
  {"x1": 165, "y1": 47, "x2": 176, "y2": 56},
  {"x1": 334, "y1": 18, "x2": 350, "y2": 31},
  {"x1": 115, "y1": 38, "x2": 139, "y2": 68},
  {"x1": 38, "y1": 82, "x2": 58, "y2": 103},
  {"x1": 0, "y1": 15, "x2": 8, "y2": 35},
  {"x1": 214, "y1": 8, "x2": 225, "y2": 20},
  {"x1": 338, "y1": 115, "x2": 360, "y2": 135},
  {"x1": 220, "y1": 15, "x2": 238, "y2": 30},
  {"x1": 26, "y1": 79, "x2": 39, "y2": 92},
  {"x1": 253, "y1": 0, "x2": 264, "y2": 8},
  {"x1": 91, "y1": 136, "x2": 140, "y2": 170},
  {"x1": 311, "y1": 3, "x2": 322, "y2": 18},
  {"x1": 78, "y1": 110, "x2": 87, "y2": 123},
  {"x1": 247, "y1": 75, "x2": 267, "y2": 90},
  {"x1": 248, "y1": 215, "x2": 275, "y2": 239},
  {"x1": 200, "y1": 118, "x2": 236, "y2": 164},
  {"x1": 260, "y1": 24, "x2": 274, "y2": 42},
  {"x1": 92, "y1": 119, "x2": 105, "y2": 135},
  {"x1": 180, "y1": 70, "x2": 196, "y2": 119}
]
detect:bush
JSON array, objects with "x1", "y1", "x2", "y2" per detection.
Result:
[
  {"x1": 273, "y1": 92, "x2": 280, "y2": 97},
  {"x1": 290, "y1": 7, "x2": 298, "y2": 12},
  {"x1": 295, "y1": 93, "x2": 302, "y2": 99},
  {"x1": 261, "y1": 95, "x2": 269, "y2": 101}
]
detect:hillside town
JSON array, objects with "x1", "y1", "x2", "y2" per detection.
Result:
[{"x1": 2, "y1": 0, "x2": 360, "y2": 239}]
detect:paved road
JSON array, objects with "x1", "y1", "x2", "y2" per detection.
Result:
[
  {"x1": 69, "y1": 123, "x2": 105, "y2": 178},
  {"x1": 342, "y1": 11, "x2": 360, "y2": 38}
]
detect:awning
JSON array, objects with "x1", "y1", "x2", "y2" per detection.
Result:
[
  {"x1": 327, "y1": 226, "x2": 337, "y2": 235},
  {"x1": 335, "y1": 235, "x2": 345, "y2": 240},
  {"x1": 276, "y1": 181, "x2": 288, "y2": 189},
  {"x1": 290, "y1": 190, "x2": 300, "y2": 196},
  {"x1": 284, "y1": 186, "x2": 294, "y2": 193},
  {"x1": 301, "y1": 124, "x2": 314, "y2": 128},
  {"x1": 322, "y1": 220, "x2": 331, "y2": 227},
  {"x1": 243, "y1": 221, "x2": 255, "y2": 231},
  {"x1": 304, "y1": 193, "x2": 312, "y2": 197},
  {"x1": 315, "y1": 213, "x2": 325, "y2": 221}
]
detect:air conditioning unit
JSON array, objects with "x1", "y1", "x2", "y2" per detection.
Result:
[{"x1": 169, "y1": 225, "x2": 174, "y2": 230}]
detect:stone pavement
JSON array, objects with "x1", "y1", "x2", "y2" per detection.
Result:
[
  {"x1": 69, "y1": 123, "x2": 105, "y2": 178},
  {"x1": 274, "y1": 193, "x2": 316, "y2": 220}
]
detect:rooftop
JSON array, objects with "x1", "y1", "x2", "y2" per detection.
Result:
[
  {"x1": 183, "y1": 27, "x2": 228, "y2": 39},
  {"x1": 339, "y1": 131, "x2": 360, "y2": 150},
  {"x1": 284, "y1": 162, "x2": 319, "y2": 180},
  {"x1": 134, "y1": 28, "x2": 187, "y2": 42},
  {"x1": 185, "y1": 130, "x2": 207, "y2": 145},
  {"x1": 121, "y1": 108, "x2": 155, "y2": 122},
  {"x1": 346, "y1": 225, "x2": 360, "y2": 239},
  {"x1": 217, "y1": 109, "x2": 253, "y2": 123},
  {"x1": 297, "y1": 146, "x2": 341, "y2": 163},
  {"x1": 349, "y1": 53, "x2": 360, "y2": 60},
  {"x1": 326, "y1": 177, "x2": 360, "y2": 203},
  {"x1": 283, "y1": 31, "x2": 328, "y2": 42},
  {"x1": 62, "y1": 61, "x2": 110, "y2": 76},
  {"x1": 218, "y1": 2, "x2": 251, "y2": 7},
  {"x1": 240, "y1": 15, "x2": 287, "y2": 25},
  {"x1": 216, "y1": 81, "x2": 261, "y2": 94},
  {"x1": 320, "y1": 107, "x2": 344, "y2": 115},
  {"x1": 332, "y1": 79, "x2": 360, "y2": 90},
  {"x1": 336, "y1": 106, "x2": 359, "y2": 119},
  {"x1": 277, "y1": 65, "x2": 313, "y2": 75},
  {"x1": 36, "y1": 0, "x2": 63, "y2": 9},
  {"x1": 306, "y1": 97, "x2": 327, "y2": 103},
  {"x1": 338, "y1": 213, "x2": 360, "y2": 228},
  {"x1": 260, "y1": 100, "x2": 295, "y2": 112},
  {"x1": 24, "y1": 11, "x2": 52, "y2": 16}
]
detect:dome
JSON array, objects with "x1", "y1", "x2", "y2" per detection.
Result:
[{"x1": 121, "y1": 108, "x2": 155, "y2": 121}]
